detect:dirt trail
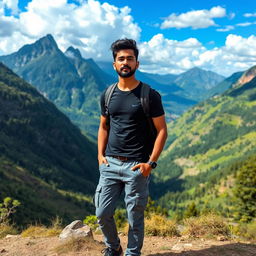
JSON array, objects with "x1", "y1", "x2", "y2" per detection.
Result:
[{"x1": 0, "y1": 234, "x2": 255, "y2": 256}]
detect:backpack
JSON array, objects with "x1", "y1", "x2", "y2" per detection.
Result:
[{"x1": 104, "y1": 82, "x2": 157, "y2": 155}]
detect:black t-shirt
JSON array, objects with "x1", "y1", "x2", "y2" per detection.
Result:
[{"x1": 100, "y1": 82, "x2": 164, "y2": 161}]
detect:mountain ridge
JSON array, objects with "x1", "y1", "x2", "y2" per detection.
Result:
[
  {"x1": 0, "y1": 62, "x2": 98, "y2": 225},
  {"x1": 153, "y1": 64, "x2": 256, "y2": 217},
  {"x1": 0, "y1": 34, "x2": 115, "y2": 138}
]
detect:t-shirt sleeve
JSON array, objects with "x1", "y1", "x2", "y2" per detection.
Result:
[
  {"x1": 149, "y1": 89, "x2": 165, "y2": 117},
  {"x1": 100, "y1": 90, "x2": 107, "y2": 116}
]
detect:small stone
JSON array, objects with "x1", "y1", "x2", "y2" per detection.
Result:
[
  {"x1": 217, "y1": 236, "x2": 227, "y2": 241},
  {"x1": 5, "y1": 235, "x2": 19, "y2": 239},
  {"x1": 0, "y1": 249, "x2": 7, "y2": 253},
  {"x1": 172, "y1": 244, "x2": 182, "y2": 251}
]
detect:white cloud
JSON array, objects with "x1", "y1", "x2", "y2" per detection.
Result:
[
  {"x1": 236, "y1": 22, "x2": 255, "y2": 27},
  {"x1": 160, "y1": 6, "x2": 226, "y2": 29},
  {"x1": 228, "y1": 12, "x2": 235, "y2": 19},
  {"x1": 244, "y1": 12, "x2": 256, "y2": 17},
  {"x1": 139, "y1": 34, "x2": 205, "y2": 74},
  {"x1": 0, "y1": 0, "x2": 141, "y2": 59},
  {"x1": 216, "y1": 25, "x2": 235, "y2": 32},
  {"x1": 0, "y1": 0, "x2": 256, "y2": 78},
  {"x1": 139, "y1": 34, "x2": 256, "y2": 77},
  {"x1": 2, "y1": 0, "x2": 19, "y2": 15},
  {"x1": 0, "y1": 15, "x2": 18, "y2": 37}
]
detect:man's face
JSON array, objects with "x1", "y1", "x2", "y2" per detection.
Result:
[{"x1": 113, "y1": 49, "x2": 139, "y2": 78}]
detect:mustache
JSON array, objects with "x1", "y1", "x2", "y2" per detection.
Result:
[{"x1": 121, "y1": 65, "x2": 131, "y2": 71}]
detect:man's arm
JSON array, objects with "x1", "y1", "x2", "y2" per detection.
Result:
[
  {"x1": 131, "y1": 114, "x2": 167, "y2": 176},
  {"x1": 149, "y1": 114, "x2": 168, "y2": 162},
  {"x1": 98, "y1": 115, "x2": 110, "y2": 165}
]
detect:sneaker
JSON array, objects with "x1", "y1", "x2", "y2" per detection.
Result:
[{"x1": 101, "y1": 245, "x2": 123, "y2": 256}]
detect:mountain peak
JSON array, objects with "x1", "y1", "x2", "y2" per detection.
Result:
[
  {"x1": 35, "y1": 34, "x2": 58, "y2": 51},
  {"x1": 13, "y1": 34, "x2": 59, "y2": 59},
  {"x1": 236, "y1": 65, "x2": 256, "y2": 87},
  {"x1": 65, "y1": 46, "x2": 82, "y2": 60}
]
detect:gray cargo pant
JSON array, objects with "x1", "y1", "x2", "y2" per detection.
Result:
[{"x1": 94, "y1": 156, "x2": 150, "y2": 256}]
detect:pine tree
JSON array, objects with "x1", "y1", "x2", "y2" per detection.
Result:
[{"x1": 233, "y1": 156, "x2": 256, "y2": 222}]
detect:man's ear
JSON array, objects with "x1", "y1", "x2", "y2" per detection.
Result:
[
  {"x1": 136, "y1": 61, "x2": 140, "y2": 69},
  {"x1": 113, "y1": 62, "x2": 116, "y2": 70}
]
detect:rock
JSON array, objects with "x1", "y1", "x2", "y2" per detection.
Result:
[
  {"x1": 59, "y1": 220, "x2": 93, "y2": 240},
  {"x1": 5, "y1": 235, "x2": 20, "y2": 239},
  {"x1": 0, "y1": 248, "x2": 7, "y2": 253},
  {"x1": 172, "y1": 244, "x2": 182, "y2": 251},
  {"x1": 217, "y1": 235, "x2": 228, "y2": 241}
]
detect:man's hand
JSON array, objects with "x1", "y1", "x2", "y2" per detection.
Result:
[
  {"x1": 131, "y1": 162, "x2": 152, "y2": 177},
  {"x1": 98, "y1": 155, "x2": 109, "y2": 166}
]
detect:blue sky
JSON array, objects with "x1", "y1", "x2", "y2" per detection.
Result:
[{"x1": 1, "y1": 0, "x2": 256, "y2": 76}]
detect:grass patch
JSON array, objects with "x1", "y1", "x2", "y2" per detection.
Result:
[
  {"x1": 182, "y1": 213, "x2": 230, "y2": 238},
  {"x1": 144, "y1": 214, "x2": 179, "y2": 237},
  {"x1": 21, "y1": 225, "x2": 62, "y2": 238},
  {"x1": 0, "y1": 223, "x2": 18, "y2": 238},
  {"x1": 232, "y1": 221, "x2": 256, "y2": 241},
  {"x1": 21, "y1": 217, "x2": 62, "y2": 238}
]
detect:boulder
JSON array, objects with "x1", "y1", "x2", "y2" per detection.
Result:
[{"x1": 59, "y1": 220, "x2": 93, "y2": 240}]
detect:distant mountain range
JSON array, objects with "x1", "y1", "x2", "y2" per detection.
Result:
[
  {"x1": 0, "y1": 62, "x2": 98, "y2": 225},
  {"x1": 152, "y1": 65, "x2": 256, "y2": 217},
  {"x1": 0, "y1": 34, "x2": 226, "y2": 136},
  {"x1": 0, "y1": 34, "x2": 114, "y2": 139}
]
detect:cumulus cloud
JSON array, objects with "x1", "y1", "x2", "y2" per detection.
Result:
[
  {"x1": 160, "y1": 6, "x2": 226, "y2": 29},
  {"x1": 0, "y1": 0, "x2": 141, "y2": 59},
  {"x1": 2, "y1": 0, "x2": 19, "y2": 15},
  {"x1": 0, "y1": 0, "x2": 255, "y2": 77},
  {"x1": 139, "y1": 34, "x2": 205, "y2": 74},
  {"x1": 138, "y1": 34, "x2": 256, "y2": 77}
]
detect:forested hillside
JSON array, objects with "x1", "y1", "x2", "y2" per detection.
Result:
[
  {"x1": 152, "y1": 65, "x2": 256, "y2": 220},
  {"x1": 0, "y1": 63, "x2": 98, "y2": 226}
]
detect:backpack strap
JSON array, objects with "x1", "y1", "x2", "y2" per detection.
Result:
[
  {"x1": 104, "y1": 83, "x2": 117, "y2": 116},
  {"x1": 104, "y1": 82, "x2": 151, "y2": 117},
  {"x1": 140, "y1": 83, "x2": 151, "y2": 117}
]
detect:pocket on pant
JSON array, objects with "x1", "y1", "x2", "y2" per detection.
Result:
[{"x1": 94, "y1": 185, "x2": 102, "y2": 208}]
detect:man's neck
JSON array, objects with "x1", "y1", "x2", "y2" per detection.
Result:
[{"x1": 117, "y1": 76, "x2": 140, "y2": 91}]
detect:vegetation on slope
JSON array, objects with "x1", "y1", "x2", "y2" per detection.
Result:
[
  {"x1": 0, "y1": 62, "x2": 98, "y2": 226},
  {"x1": 152, "y1": 66, "x2": 256, "y2": 221}
]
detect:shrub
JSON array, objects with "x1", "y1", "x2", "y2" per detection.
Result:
[
  {"x1": 0, "y1": 197, "x2": 20, "y2": 224},
  {"x1": 21, "y1": 224, "x2": 62, "y2": 238},
  {"x1": 144, "y1": 214, "x2": 179, "y2": 237},
  {"x1": 114, "y1": 208, "x2": 127, "y2": 229},
  {"x1": 83, "y1": 215, "x2": 99, "y2": 231},
  {"x1": 183, "y1": 213, "x2": 230, "y2": 238},
  {"x1": 232, "y1": 221, "x2": 256, "y2": 241},
  {"x1": 184, "y1": 202, "x2": 199, "y2": 218},
  {"x1": 0, "y1": 223, "x2": 18, "y2": 238},
  {"x1": 21, "y1": 217, "x2": 63, "y2": 238}
]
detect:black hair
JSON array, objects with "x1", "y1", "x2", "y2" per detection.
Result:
[{"x1": 110, "y1": 38, "x2": 139, "y2": 60}]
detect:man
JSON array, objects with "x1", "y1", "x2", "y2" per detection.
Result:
[{"x1": 95, "y1": 38, "x2": 167, "y2": 256}]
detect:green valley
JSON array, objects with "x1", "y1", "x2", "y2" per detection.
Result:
[{"x1": 153, "y1": 66, "x2": 256, "y2": 220}]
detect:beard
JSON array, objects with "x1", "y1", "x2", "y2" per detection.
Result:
[{"x1": 116, "y1": 65, "x2": 136, "y2": 78}]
